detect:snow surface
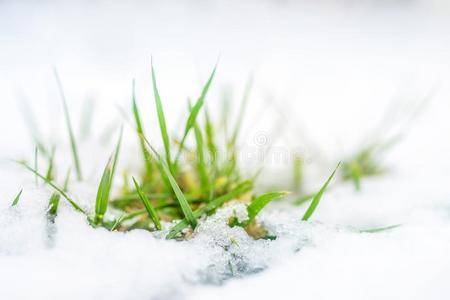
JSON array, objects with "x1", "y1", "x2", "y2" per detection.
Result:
[{"x1": 1, "y1": 1, "x2": 450, "y2": 299}]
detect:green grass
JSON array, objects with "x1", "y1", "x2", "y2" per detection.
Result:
[
  {"x1": 53, "y1": 67, "x2": 83, "y2": 180},
  {"x1": 11, "y1": 189, "x2": 23, "y2": 206},
  {"x1": 341, "y1": 138, "x2": 399, "y2": 191},
  {"x1": 292, "y1": 154, "x2": 303, "y2": 192},
  {"x1": 174, "y1": 63, "x2": 217, "y2": 167},
  {"x1": 131, "y1": 80, "x2": 153, "y2": 177},
  {"x1": 245, "y1": 191, "x2": 289, "y2": 226},
  {"x1": 132, "y1": 177, "x2": 161, "y2": 230},
  {"x1": 45, "y1": 146, "x2": 56, "y2": 181},
  {"x1": 359, "y1": 224, "x2": 401, "y2": 233},
  {"x1": 194, "y1": 123, "x2": 210, "y2": 196},
  {"x1": 302, "y1": 162, "x2": 340, "y2": 221},
  {"x1": 151, "y1": 60, "x2": 172, "y2": 170},
  {"x1": 146, "y1": 138, "x2": 198, "y2": 228},
  {"x1": 19, "y1": 161, "x2": 87, "y2": 215},
  {"x1": 47, "y1": 192, "x2": 60, "y2": 219},
  {"x1": 46, "y1": 169, "x2": 70, "y2": 221},
  {"x1": 94, "y1": 128, "x2": 122, "y2": 225},
  {"x1": 166, "y1": 181, "x2": 253, "y2": 239},
  {"x1": 34, "y1": 146, "x2": 38, "y2": 186},
  {"x1": 16, "y1": 61, "x2": 369, "y2": 242}
]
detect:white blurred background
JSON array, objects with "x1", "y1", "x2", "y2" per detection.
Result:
[{"x1": 1, "y1": 0, "x2": 450, "y2": 179}]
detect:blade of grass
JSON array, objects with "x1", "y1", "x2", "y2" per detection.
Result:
[
  {"x1": 204, "y1": 108, "x2": 216, "y2": 155},
  {"x1": 45, "y1": 146, "x2": 56, "y2": 181},
  {"x1": 34, "y1": 146, "x2": 38, "y2": 186},
  {"x1": 53, "y1": 67, "x2": 83, "y2": 180},
  {"x1": 94, "y1": 128, "x2": 122, "y2": 224},
  {"x1": 47, "y1": 192, "x2": 60, "y2": 218},
  {"x1": 194, "y1": 123, "x2": 210, "y2": 196},
  {"x1": 142, "y1": 136, "x2": 197, "y2": 228},
  {"x1": 110, "y1": 214, "x2": 126, "y2": 231},
  {"x1": 63, "y1": 168, "x2": 71, "y2": 191},
  {"x1": 151, "y1": 60, "x2": 172, "y2": 169},
  {"x1": 167, "y1": 180, "x2": 253, "y2": 239},
  {"x1": 292, "y1": 154, "x2": 303, "y2": 192},
  {"x1": 174, "y1": 63, "x2": 217, "y2": 166},
  {"x1": 94, "y1": 156, "x2": 113, "y2": 224},
  {"x1": 47, "y1": 168, "x2": 71, "y2": 221},
  {"x1": 11, "y1": 189, "x2": 23, "y2": 206},
  {"x1": 302, "y1": 162, "x2": 340, "y2": 221},
  {"x1": 131, "y1": 79, "x2": 153, "y2": 176},
  {"x1": 360, "y1": 224, "x2": 401, "y2": 233},
  {"x1": 110, "y1": 127, "x2": 123, "y2": 180},
  {"x1": 132, "y1": 177, "x2": 161, "y2": 230},
  {"x1": 18, "y1": 161, "x2": 86, "y2": 214},
  {"x1": 245, "y1": 191, "x2": 289, "y2": 226}
]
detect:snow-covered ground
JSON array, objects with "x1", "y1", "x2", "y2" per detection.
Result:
[{"x1": 1, "y1": 1, "x2": 450, "y2": 299}]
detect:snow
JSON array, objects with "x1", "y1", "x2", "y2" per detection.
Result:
[{"x1": 1, "y1": 0, "x2": 450, "y2": 299}]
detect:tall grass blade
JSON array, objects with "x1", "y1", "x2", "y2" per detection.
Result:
[
  {"x1": 11, "y1": 189, "x2": 23, "y2": 206},
  {"x1": 194, "y1": 123, "x2": 210, "y2": 196},
  {"x1": 302, "y1": 162, "x2": 340, "y2": 221},
  {"x1": 131, "y1": 80, "x2": 153, "y2": 176},
  {"x1": 53, "y1": 67, "x2": 83, "y2": 180},
  {"x1": 174, "y1": 63, "x2": 217, "y2": 165},
  {"x1": 167, "y1": 180, "x2": 252, "y2": 239},
  {"x1": 151, "y1": 60, "x2": 172, "y2": 169},
  {"x1": 132, "y1": 177, "x2": 161, "y2": 230},
  {"x1": 245, "y1": 191, "x2": 288, "y2": 225}
]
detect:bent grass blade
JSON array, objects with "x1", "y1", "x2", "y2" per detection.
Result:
[
  {"x1": 302, "y1": 162, "x2": 341, "y2": 221},
  {"x1": 132, "y1": 177, "x2": 161, "y2": 230}
]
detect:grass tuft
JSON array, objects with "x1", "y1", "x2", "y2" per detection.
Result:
[{"x1": 16, "y1": 62, "x2": 385, "y2": 244}]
